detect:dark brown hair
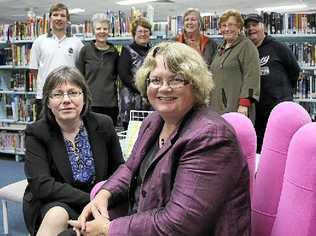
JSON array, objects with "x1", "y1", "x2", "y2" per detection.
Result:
[{"x1": 41, "y1": 66, "x2": 92, "y2": 122}]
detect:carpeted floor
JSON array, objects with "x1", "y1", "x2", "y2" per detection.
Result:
[{"x1": 0, "y1": 156, "x2": 28, "y2": 236}]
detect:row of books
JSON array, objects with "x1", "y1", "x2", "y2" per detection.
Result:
[
  {"x1": 287, "y1": 42, "x2": 316, "y2": 67},
  {"x1": 166, "y1": 15, "x2": 220, "y2": 37},
  {"x1": 262, "y1": 12, "x2": 316, "y2": 35},
  {"x1": 294, "y1": 70, "x2": 316, "y2": 99},
  {"x1": 0, "y1": 8, "x2": 149, "y2": 41},
  {"x1": 0, "y1": 14, "x2": 50, "y2": 41},
  {"x1": 167, "y1": 12, "x2": 316, "y2": 37},
  {"x1": 0, "y1": 71, "x2": 36, "y2": 92},
  {"x1": 0, "y1": 94, "x2": 36, "y2": 122},
  {"x1": 0, "y1": 131, "x2": 25, "y2": 152},
  {"x1": 11, "y1": 44, "x2": 32, "y2": 66},
  {"x1": 1, "y1": 13, "x2": 316, "y2": 42}
]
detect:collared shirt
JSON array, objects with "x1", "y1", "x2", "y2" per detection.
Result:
[
  {"x1": 64, "y1": 124, "x2": 95, "y2": 184},
  {"x1": 29, "y1": 33, "x2": 84, "y2": 99}
]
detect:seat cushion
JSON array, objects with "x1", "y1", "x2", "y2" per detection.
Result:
[{"x1": 0, "y1": 179, "x2": 27, "y2": 202}]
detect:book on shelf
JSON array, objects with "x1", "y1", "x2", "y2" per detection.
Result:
[
  {"x1": 0, "y1": 47, "x2": 12, "y2": 66},
  {"x1": 0, "y1": 70, "x2": 36, "y2": 92},
  {"x1": 11, "y1": 43, "x2": 31, "y2": 66},
  {"x1": 262, "y1": 12, "x2": 316, "y2": 35},
  {"x1": 0, "y1": 93, "x2": 36, "y2": 122},
  {"x1": 0, "y1": 130, "x2": 25, "y2": 152},
  {"x1": 295, "y1": 69, "x2": 316, "y2": 99},
  {"x1": 0, "y1": 24, "x2": 10, "y2": 42},
  {"x1": 287, "y1": 42, "x2": 316, "y2": 67}
]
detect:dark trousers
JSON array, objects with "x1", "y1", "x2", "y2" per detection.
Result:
[
  {"x1": 255, "y1": 109, "x2": 271, "y2": 153},
  {"x1": 91, "y1": 106, "x2": 119, "y2": 126}
]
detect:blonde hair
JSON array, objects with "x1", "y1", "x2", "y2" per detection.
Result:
[
  {"x1": 131, "y1": 17, "x2": 152, "y2": 37},
  {"x1": 135, "y1": 42, "x2": 213, "y2": 107},
  {"x1": 219, "y1": 9, "x2": 244, "y2": 29}
]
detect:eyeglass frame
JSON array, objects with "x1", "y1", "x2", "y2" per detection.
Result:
[
  {"x1": 49, "y1": 90, "x2": 83, "y2": 100},
  {"x1": 146, "y1": 75, "x2": 190, "y2": 89},
  {"x1": 135, "y1": 29, "x2": 150, "y2": 35},
  {"x1": 220, "y1": 22, "x2": 239, "y2": 29}
]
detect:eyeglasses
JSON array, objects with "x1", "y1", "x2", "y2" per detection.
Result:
[
  {"x1": 147, "y1": 76, "x2": 189, "y2": 89},
  {"x1": 220, "y1": 23, "x2": 239, "y2": 29},
  {"x1": 136, "y1": 29, "x2": 150, "y2": 35},
  {"x1": 50, "y1": 91, "x2": 83, "y2": 100}
]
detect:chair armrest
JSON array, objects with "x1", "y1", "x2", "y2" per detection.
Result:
[{"x1": 90, "y1": 180, "x2": 106, "y2": 200}]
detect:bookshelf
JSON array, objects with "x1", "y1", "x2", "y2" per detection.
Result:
[
  {"x1": 0, "y1": 9, "x2": 164, "y2": 160},
  {"x1": 0, "y1": 36, "x2": 36, "y2": 160}
]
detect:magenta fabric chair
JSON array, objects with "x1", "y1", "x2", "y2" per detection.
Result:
[
  {"x1": 251, "y1": 101, "x2": 311, "y2": 236},
  {"x1": 222, "y1": 112, "x2": 257, "y2": 197},
  {"x1": 271, "y1": 123, "x2": 316, "y2": 236},
  {"x1": 90, "y1": 180, "x2": 106, "y2": 200},
  {"x1": 90, "y1": 180, "x2": 128, "y2": 219}
]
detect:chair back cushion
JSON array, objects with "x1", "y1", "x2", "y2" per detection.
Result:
[
  {"x1": 251, "y1": 101, "x2": 311, "y2": 236},
  {"x1": 222, "y1": 112, "x2": 257, "y2": 197},
  {"x1": 272, "y1": 123, "x2": 316, "y2": 236}
]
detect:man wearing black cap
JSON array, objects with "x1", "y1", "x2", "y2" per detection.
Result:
[{"x1": 245, "y1": 13, "x2": 301, "y2": 153}]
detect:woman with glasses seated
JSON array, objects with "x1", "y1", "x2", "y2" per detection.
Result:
[
  {"x1": 210, "y1": 9, "x2": 260, "y2": 122},
  {"x1": 69, "y1": 42, "x2": 251, "y2": 235},
  {"x1": 118, "y1": 16, "x2": 152, "y2": 130},
  {"x1": 22, "y1": 66, "x2": 124, "y2": 236}
]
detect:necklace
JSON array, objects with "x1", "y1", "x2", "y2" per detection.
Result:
[{"x1": 160, "y1": 138, "x2": 165, "y2": 146}]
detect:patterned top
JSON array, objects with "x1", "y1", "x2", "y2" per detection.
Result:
[{"x1": 64, "y1": 124, "x2": 95, "y2": 183}]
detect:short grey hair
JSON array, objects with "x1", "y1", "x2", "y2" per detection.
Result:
[{"x1": 91, "y1": 13, "x2": 110, "y2": 30}]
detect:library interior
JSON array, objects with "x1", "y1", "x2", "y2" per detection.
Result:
[{"x1": 0, "y1": 0, "x2": 316, "y2": 235}]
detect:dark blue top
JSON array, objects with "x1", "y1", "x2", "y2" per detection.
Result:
[{"x1": 64, "y1": 124, "x2": 95, "y2": 183}]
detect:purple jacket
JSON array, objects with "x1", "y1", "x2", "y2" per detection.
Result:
[{"x1": 104, "y1": 107, "x2": 251, "y2": 235}]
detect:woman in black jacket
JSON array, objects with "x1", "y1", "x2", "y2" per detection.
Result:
[
  {"x1": 23, "y1": 66, "x2": 124, "y2": 236},
  {"x1": 118, "y1": 17, "x2": 152, "y2": 129},
  {"x1": 77, "y1": 13, "x2": 119, "y2": 125}
]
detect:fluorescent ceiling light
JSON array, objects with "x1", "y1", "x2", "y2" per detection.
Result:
[
  {"x1": 117, "y1": 0, "x2": 157, "y2": 5},
  {"x1": 255, "y1": 4, "x2": 307, "y2": 12},
  {"x1": 69, "y1": 8, "x2": 85, "y2": 14}
]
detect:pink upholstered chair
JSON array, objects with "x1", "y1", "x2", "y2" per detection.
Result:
[
  {"x1": 222, "y1": 112, "x2": 257, "y2": 198},
  {"x1": 251, "y1": 101, "x2": 311, "y2": 236},
  {"x1": 90, "y1": 180, "x2": 128, "y2": 220},
  {"x1": 90, "y1": 180, "x2": 106, "y2": 200},
  {"x1": 271, "y1": 123, "x2": 316, "y2": 236}
]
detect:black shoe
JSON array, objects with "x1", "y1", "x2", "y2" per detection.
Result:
[{"x1": 58, "y1": 228, "x2": 77, "y2": 236}]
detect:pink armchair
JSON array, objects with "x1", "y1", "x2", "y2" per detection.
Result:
[
  {"x1": 222, "y1": 112, "x2": 257, "y2": 198},
  {"x1": 90, "y1": 180, "x2": 106, "y2": 200},
  {"x1": 251, "y1": 101, "x2": 311, "y2": 236},
  {"x1": 272, "y1": 123, "x2": 316, "y2": 236}
]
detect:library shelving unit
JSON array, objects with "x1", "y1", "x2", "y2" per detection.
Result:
[
  {"x1": 281, "y1": 35, "x2": 316, "y2": 120},
  {"x1": 0, "y1": 18, "x2": 164, "y2": 161},
  {"x1": 0, "y1": 38, "x2": 35, "y2": 161}
]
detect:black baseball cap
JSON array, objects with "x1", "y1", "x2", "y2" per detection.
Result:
[{"x1": 244, "y1": 14, "x2": 263, "y2": 25}]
